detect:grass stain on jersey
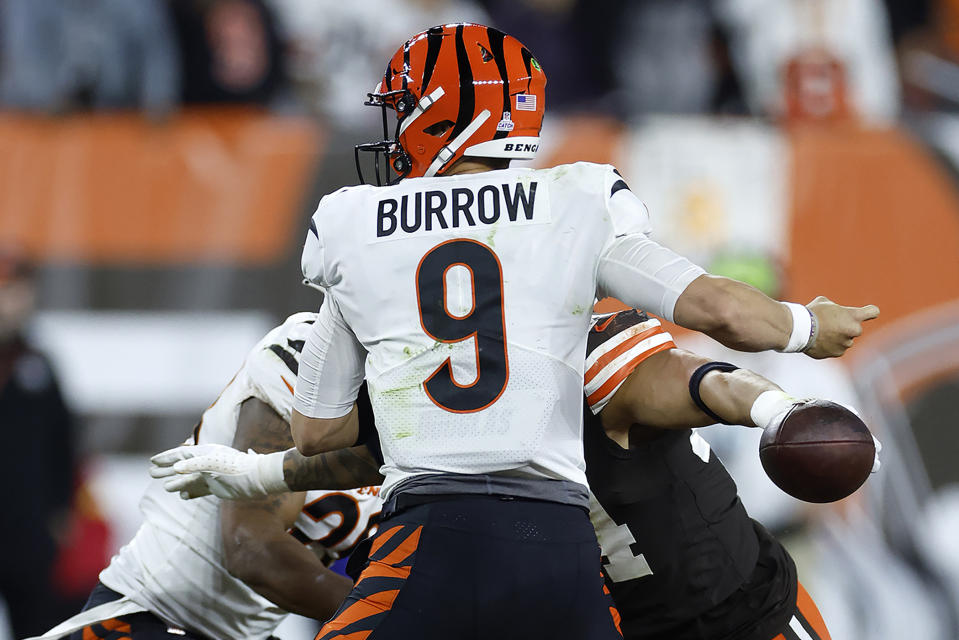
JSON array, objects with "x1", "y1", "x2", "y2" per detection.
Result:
[
  {"x1": 571, "y1": 304, "x2": 587, "y2": 315},
  {"x1": 486, "y1": 223, "x2": 498, "y2": 247},
  {"x1": 380, "y1": 381, "x2": 422, "y2": 395},
  {"x1": 394, "y1": 431, "x2": 414, "y2": 439}
]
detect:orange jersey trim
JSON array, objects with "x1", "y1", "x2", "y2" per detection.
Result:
[
  {"x1": 585, "y1": 341, "x2": 675, "y2": 408},
  {"x1": 584, "y1": 325, "x2": 664, "y2": 384}
]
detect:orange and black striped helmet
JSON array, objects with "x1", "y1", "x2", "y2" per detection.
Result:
[{"x1": 355, "y1": 23, "x2": 547, "y2": 185}]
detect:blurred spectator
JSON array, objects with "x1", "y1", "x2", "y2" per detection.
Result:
[
  {"x1": 168, "y1": 0, "x2": 285, "y2": 106},
  {"x1": 266, "y1": 0, "x2": 488, "y2": 126},
  {"x1": 883, "y1": 0, "x2": 933, "y2": 45},
  {"x1": 480, "y1": 0, "x2": 623, "y2": 114},
  {"x1": 0, "y1": 248, "x2": 78, "y2": 637},
  {"x1": 895, "y1": 0, "x2": 959, "y2": 112},
  {"x1": 0, "y1": 0, "x2": 179, "y2": 116},
  {"x1": 780, "y1": 47, "x2": 855, "y2": 122},
  {"x1": 612, "y1": 0, "x2": 724, "y2": 116},
  {"x1": 716, "y1": 0, "x2": 901, "y2": 124},
  {"x1": 893, "y1": 0, "x2": 959, "y2": 177}
]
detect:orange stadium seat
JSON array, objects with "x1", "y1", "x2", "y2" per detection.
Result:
[{"x1": 785, "y1": 123, "x2": 959, "y2": 331}]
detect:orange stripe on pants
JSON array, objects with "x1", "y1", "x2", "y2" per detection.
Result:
[
  {"x1": 317, "y1": 526, "x2": 423, "y2": 640},
  {"x1": 795, "y1": 581, "x2": 832, "y2": 640},
  {"x1": 81, "y1": 618, "x2": 131, "y2": 640}
]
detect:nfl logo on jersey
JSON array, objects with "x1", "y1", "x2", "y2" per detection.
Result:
[{"x1": 516, "y1": 94, "x2": 537, "y2": 111}]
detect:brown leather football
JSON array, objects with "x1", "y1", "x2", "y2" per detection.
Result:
[{"x1": 759, "y1": 399, "x2": 875, "y2": 503}]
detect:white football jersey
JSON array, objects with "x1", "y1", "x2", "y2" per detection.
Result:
[
  {"x1": 298, "y1": 162, "x2": 657, "y2": 499},
  {"x1": 100, "y1": 313, "x2": 382, "y2": 640}
]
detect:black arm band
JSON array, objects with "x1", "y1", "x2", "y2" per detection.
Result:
[{"x1": 688, "y1": 362, "x2": 740, "y2": 425}]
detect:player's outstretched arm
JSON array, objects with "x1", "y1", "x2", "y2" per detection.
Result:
[
  {"x1": 673, "y1": 275, "x2": 880, "y2": 358},
  {"x1": 599, "y1": 348, "x2": 787, "y2": 441},
  {"x1": 220, "y1": 397, "x2": 352, "y2": 619},
  {"x1": 596, "y1": 232, "x2": 878, "y2": 358},
  {"x1": 586, "y1": 309, "x2": 881, "y2": 470}
]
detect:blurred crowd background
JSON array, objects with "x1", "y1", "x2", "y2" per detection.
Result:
[{"x1": 2, "y1": 0, "x2": 959, "y2": 638}]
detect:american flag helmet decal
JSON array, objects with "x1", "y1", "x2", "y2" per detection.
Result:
[{"x1": 515, "y1": 94, "x2": 537, "y2": 111}]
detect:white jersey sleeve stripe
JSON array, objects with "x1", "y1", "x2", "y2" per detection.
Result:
[
  {"x1": 584, "y1": 332, "x2": 674, "y2": 399},
  {"x1": 585, "y1": 334, "x2": 676, "y2": 414},
  {"x1": 584, "y1": 318, "x2": 662, "y2": 374}
]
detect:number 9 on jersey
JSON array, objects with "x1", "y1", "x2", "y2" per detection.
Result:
[{"x1": 415, "y1": 239, "x2": 510, "y2": 414}]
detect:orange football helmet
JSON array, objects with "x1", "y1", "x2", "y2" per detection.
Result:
[{"x1": 356, "y1": 23, "x2": 547, "y2": 185}]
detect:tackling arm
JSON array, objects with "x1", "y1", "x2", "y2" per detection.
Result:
[
  {"x1": 599, "y1": 346, "x2": 882, "y2": 472},
  {"x1": 219, "y1": 397, "x2": 352, "y2": 619},
  {"x1": 599, "y1": 348, "x2": 779, "y2": 439},
  {"x1": 584, "y1": 308, "x2": 880, "y2": 469}
]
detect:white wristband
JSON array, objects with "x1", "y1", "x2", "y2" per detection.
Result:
[
  {"x1": 750, "y1": 390, "x2": 799, "y2": 429},
  {"x1": 779, "y1": 302, "x2": 813, "y2": 353},
  {"x1": 256, "y1": 450, "x2": 291, "y2": 493}
]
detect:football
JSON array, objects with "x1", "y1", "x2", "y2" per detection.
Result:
[{"x1": 759, "y1": 400, "x2": 875, "y2": 503}]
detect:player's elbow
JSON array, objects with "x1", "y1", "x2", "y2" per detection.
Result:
[
  {"x1": 675, "y1": 276, "x2": 749, "y2": 340},
  {"x1": 291, "y1": 409, "x2": 357, "y2": 456},
  {"x1": 291, "y1": 414, "x2": 332, "y2": 456}
]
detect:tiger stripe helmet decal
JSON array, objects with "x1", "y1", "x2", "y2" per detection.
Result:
[{"x1": 356, "y1": 23, "x2": 547, "y2": 185}]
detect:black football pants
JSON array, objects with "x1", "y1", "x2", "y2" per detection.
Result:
[{"x1": 320, "y1": 495, "x2": 623, "y2": 639}]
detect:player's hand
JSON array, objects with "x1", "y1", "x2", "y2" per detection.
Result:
[
  {"x1": 150, "y1": 444, "x2": 289, "y2": 500},
  {"x1": 804, "y1": 296, "x2": 879, "y2": 359}
]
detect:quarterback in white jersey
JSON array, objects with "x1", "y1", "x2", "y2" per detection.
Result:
[
  {"x1": 297, "y1": 160, "x2": 677, "y2": 502},
  {"x1": 32, "y1": 314, "x2": 382, "y2": 640},
  {"x1": 284, "y1": 22, "x2": 876, "y2": 640}
]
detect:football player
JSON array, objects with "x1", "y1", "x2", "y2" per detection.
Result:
[
  {"x1": 156, "y1": 307, "x2": 860, "y2": 640},
  {"x1": 283, "y1": 22, "x2": 875, "y2": 638},
  {"x1": 581, "y1": 310, "x2": 837, "y2": 640},
  {"x1": 28, "y1": 314, "x2": 383, "y2": 640}
]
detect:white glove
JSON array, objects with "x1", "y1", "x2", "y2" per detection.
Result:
[
  {"x1": 749, "y1": 390, "x2": 802, "y2": 430},
  {"x1": 150, "y1": 444, "x2": 289, "y2": 500},
  {"x1": 872, "y1": 434, "x2": 882, "y2": 473}
]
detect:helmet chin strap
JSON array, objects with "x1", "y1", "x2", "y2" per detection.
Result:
[
  {"x1": 424, "y1": 110, "x2": 492, "y2": 177},
  {"x1": 399, "y1": 87, "x2": 446, "y2": 136}
]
